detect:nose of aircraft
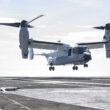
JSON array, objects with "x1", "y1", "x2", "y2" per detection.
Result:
[{"x1": 84, "y1": 54, "x2": 92, "y2": 62}]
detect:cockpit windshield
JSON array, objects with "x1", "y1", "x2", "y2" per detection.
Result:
[{"x1": 73, "y1": 47, "x2": 89, "y2": 54}]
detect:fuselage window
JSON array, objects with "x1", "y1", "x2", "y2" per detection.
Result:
[
  {"x1": 73, "y1": 48, "x2": 76, "y2": 54},
  {"x1": 68, "y1": 49, "x2": 72, "y2": 56}
]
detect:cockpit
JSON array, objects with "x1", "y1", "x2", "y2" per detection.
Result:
[
  {"x1": 68, "y1": 47, "x2": 89, "y2": 56},
  {"x1": 21, "y1": 20, "x2": 27, "y2": 27},
  {"x1": 73, "y1": 47, "x2": 89, "y2": 54}
]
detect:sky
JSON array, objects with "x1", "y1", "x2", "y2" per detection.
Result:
[{"x1": 0, "y1": 0, "x2": 110, "y2": 77}]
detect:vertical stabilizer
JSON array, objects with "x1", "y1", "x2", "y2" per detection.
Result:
[{"x1": 29, "y1": 48, "x2": 34, "y2": 60}]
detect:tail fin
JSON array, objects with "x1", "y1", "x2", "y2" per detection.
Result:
[
  {"x1": 29, "y1": 48, "x2": 34, "y2": 60},
  {"x1": 35, "y1": 53, "x2": 49, "y2": 58}
]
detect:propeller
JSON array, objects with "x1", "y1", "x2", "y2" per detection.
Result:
[
  {"x1": 76, "y1": 25, "x2": 104, "y2": 30},
  {"x1": 28, "y1": 15, "x2": 44, "y2": 24},
  {"x1": 93, "y1": 23, "x2": 110, "y2": 30},
  {"x1": 76, "y1": 23, "x2": 110, "y2": 30},
  {"x1": 0, "y1": 22, "x2": 21, "y2": 27},
  {"x1": 0, "y1": 15, "x2": 44, "y2": 28},
  {"x1": 93, "y1": 26, "x2": 105, "y2": 30}
]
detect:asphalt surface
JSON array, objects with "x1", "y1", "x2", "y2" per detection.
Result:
[{"x1": 0, "y1": 77, "x2": 110, "y2": 110}]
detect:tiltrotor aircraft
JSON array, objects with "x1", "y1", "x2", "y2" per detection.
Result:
[{"x1": 0, "y1": 15, "x2": 109, "y2": 71}]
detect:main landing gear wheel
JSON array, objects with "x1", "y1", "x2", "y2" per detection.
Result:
[
  {"x1": 84, "y1": 64, "x2": 88, "y2": 68},
  {"x1": 49, "y1": 66, "x2": 55, "y2": 71},
  {"x1": 73, "y1": 66, "x2": 78, "y2": 70}
]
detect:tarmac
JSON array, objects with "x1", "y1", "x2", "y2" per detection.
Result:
[{"x1": 0, "y1": 77, "x2": 110, "y2": 110}]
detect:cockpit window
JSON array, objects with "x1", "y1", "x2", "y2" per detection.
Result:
[
  {"x1": 73, "y1": 47, "x2": 88, "y2": 54},
  {"x1": 85, "y1": 47, "x2": 89, "y2": 52}
]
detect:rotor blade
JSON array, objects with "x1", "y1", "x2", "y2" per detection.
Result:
[
  {"x1": 93, "y1": 26, "x2": 105, "y2": 30},
  {"x1": 0, "y1": 22, "x2": 20, "y2": 27},
  {"x1": 28, "y1": 15, "x2": 44, "y2": 24},
  {"x1": 0, "y1": 22, "x2": 34, "y2": 28},
  {"x1": 27, "y1": 24, "x2": 34, "y2": 28}
]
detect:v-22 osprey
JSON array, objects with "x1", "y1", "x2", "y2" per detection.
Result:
[{"x1": 0, "y1": 15, "x2": 109, "y2": 71}]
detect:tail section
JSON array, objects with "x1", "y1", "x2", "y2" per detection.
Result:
[
  {"x1": 35, "y1": 53, "x2": 49, "y2": 58},
  {"x1": 29, "y1": 48, "x2": 34, "y2": 60},
  {"x1": 29, "y1": 47, "x2": 49, "y2": 60}
]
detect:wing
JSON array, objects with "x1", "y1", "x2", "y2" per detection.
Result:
[
  {"x1": 77, "y1": 40, "x2": 108, "y2": 49},
  {"x1": 29, "y1": 39, "x2": 64, "y2": 50}
]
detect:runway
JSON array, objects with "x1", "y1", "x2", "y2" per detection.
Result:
[{"x1": 0, "y1": 77, "x2": 110, "y2": 110}]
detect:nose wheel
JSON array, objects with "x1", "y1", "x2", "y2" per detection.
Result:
[
  {"x1": 73, "y1": 66, "x2": 78, "y2": 70},
  {"x1": 84, "y1": 64, "x2": 88, "y2": 67},
  {"x1": 49, "y1": 66, "x2": 55, "y2": 71}
]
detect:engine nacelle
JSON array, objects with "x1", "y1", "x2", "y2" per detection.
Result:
[
  {"x1": 105, "y1": 44, "x2": 110, "y2": 58},
  {"x1": 21, "y1": 40, "x2": 29, "y2": 59},
  {"x1": 104, "y1": 27, "x2": 110, "y2": 58},
  {"x1": 19, "y1": 27, "x2": 29, "y2": 59}
]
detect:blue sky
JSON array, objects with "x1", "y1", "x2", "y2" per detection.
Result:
[{"x1": 0, "y1": 0, "x2": 110, "y2": 76}]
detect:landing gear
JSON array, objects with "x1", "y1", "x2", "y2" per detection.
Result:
[
  {"x1": 49, "y1": 66, "x2": 55, "y2": 71},
  {"x1": 73, "y1": 66, "x2": 78, "y2": 70},
  {"x1": 84, "y1": 64, "x2": 88, "y2": 68}
]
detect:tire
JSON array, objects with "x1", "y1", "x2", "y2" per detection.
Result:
[
  {"x1": 76, "y1": 66, "x2": 78, "y2": 70},
  {"x1": 52, "y1": 67, "x2": 55, "y2": 71},
  {"x1": 73, "y1": 66, "x2": 75, "y2": 70},
  {"x1": 49, "y1": 67, "x2": 52, "y2": 71}
]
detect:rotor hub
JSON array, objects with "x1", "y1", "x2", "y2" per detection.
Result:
[
  {"x1": 105, "y1": 23, "x2": 110, "y2": 30},
  {"x1": 21, "y1": 20, "x2": 28, "y2": 27}
]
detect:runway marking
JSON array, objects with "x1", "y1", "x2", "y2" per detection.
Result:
[
  {"x1": 1, "y1": 93, "x2": 31, "y2": 110},
  {"x1": 33, "y1": 80, "x2": 110, "y2": 86},
  {"x1": 15, "y1": 78, "x2": 110, "y2": 86},
  {"x1": 14, "y1": 78, "x2": 110, "y2": 87}
]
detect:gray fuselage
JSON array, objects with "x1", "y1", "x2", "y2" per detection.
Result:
[{"x1": 46, "y1": 47, "x2": 91, "y2": 66}]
